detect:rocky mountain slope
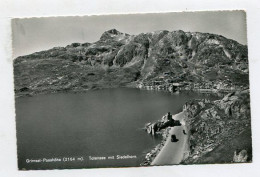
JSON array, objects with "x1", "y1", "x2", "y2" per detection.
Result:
[
  {"x1": 13, "y1": 29, "x2": 249, "y2": 96},
  {"x1": 182, "y1": 89, "x2": 251, "y2": 164}
]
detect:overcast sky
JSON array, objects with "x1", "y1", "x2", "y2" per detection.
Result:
[{"x1": 12, "y1": 11, "x2": 247, "y2": 58}]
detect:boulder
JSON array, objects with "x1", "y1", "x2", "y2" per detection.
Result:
[{"x1": 233, "y1": 149, "x2": 248, "y2": 163}]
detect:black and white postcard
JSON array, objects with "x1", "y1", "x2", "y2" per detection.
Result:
[{"x1": 12, "y1": 11, "x2": 251, "y2": 170}]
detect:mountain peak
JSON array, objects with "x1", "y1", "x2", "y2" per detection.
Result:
[
  {"x1": 106, "y1": 29, "x2": 122, "y2": 35},
  {"x1": 100, "y1": 29, "x2": 129, "y2": 40}
]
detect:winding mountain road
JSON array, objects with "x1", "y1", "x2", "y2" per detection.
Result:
[{"x1": 151, "y1": 112, "x2": 189, "y2": 165}]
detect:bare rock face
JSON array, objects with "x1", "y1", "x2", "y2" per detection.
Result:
[
  {"x1": 182, "y1": 91, "x2": 251, "y2": 164},
  {"x1": 145, "y1": 113, "x2": 181, "y2": 135},
  {"x1": 214, "y1": 89, "x2": 250, "y2": 118}
]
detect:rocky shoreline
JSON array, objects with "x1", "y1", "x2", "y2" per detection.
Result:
[
  {"x1": 141, "y1": 89, "x2": 251, "y2": 166},
  {"x1": 14, "y1": 84, "x2": 114, "y2": 98},
  {"x1": 140, "y1": 127, "x2": 171, "y2": 166},
  {"x1": 14, "y1": 80, "x2": 241, "y2": 98},
  {"x1": 141, "y1": 112, "x2": 183, "y2": 166},
  {"x1": 140, "y1": 114, "x2": 174, "y2": 166}
]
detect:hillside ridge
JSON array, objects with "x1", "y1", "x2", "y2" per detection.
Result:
[{"x1": 13, "y1": 29, "x2": 249, "y2": 97}]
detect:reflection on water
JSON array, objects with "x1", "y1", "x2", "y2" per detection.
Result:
[{"x1": 15, "y1": 88, "x2": 219, "y2": 169}]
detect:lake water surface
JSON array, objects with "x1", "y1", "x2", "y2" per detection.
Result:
[{"x1": 15, "y1": 88, "x2": 219, "y2": 169}]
